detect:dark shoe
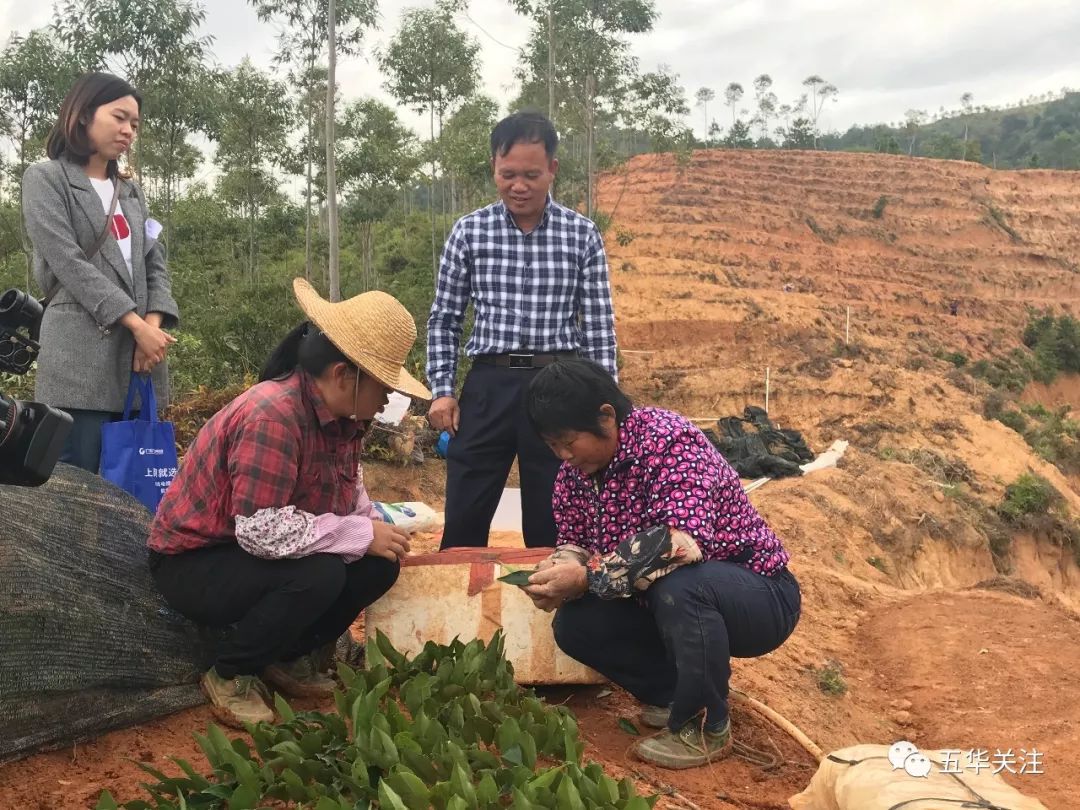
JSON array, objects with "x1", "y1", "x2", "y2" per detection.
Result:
[
  {"x1": 639, "y1": 704, "x2": 670, "y2": 729},
  {"x1": 263, "y1": 655, "x2": 336, "y2": 698},
  {"x1": 635, "y1": 719, "x2": 732, "y2": 769},
  {"x1": 200, "y1": 669, "x2": 274, "y2": 729}
]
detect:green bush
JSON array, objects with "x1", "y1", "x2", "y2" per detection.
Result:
[
  {"x1": 97, "y1": 632, "x2": 656, "y2": 810},
  {"x1": 982, "y1": 389, "x2": 1008, "y2": 421},
  {"x1": 1021, "y1": 402, "x2": 1051, "y2": 419},
  {"x1": 871, "y1": 195, "x2": 888, "y2": 219},
  {"x1": 997, "y1": 409, "x2": 1028, "y2": 435},
  {"x1": 969, "y1": 349, "x2": 1035, "y2": 392},
  {"x1": 1022, "y1": 410, "x2": 1080, "y2": 473},
  {"x1": 1019, "y1": 309, "x2": 1080, "y2": 384},
  {"x1": 999, "y1": 473, "x2": 1058, "y2": 522}
]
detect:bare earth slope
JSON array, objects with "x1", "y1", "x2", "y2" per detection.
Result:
[{"x1": 599, "y1": 149, "x2": 1080, "y2": 807}]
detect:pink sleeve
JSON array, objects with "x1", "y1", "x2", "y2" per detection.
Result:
[{"x1": 307, "y1": 513, "x2": 375, "y2": 562}]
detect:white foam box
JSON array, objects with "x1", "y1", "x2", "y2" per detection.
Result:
[{"x1": 364, "y1": 545, "x2": 605, "y2": 685}]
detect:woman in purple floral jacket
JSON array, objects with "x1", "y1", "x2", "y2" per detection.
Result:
[{"x1": 522, "y1": 359, "x2": 801, "y2": 769}]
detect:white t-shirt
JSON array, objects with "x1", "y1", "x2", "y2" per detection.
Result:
[{"x1": 89, "y1": 177, "x2": 133, "y2": 282}]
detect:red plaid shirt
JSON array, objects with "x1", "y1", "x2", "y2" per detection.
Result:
[{"x1": 150, "y1": 370, "x2": 363, "y2": 554}]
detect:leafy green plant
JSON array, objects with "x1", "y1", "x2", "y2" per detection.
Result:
[{"x1": 96, "y1": 632, "x2": 655, "y2": 810}]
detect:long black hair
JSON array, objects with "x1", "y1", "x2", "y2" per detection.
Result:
[
  {"x1": 260, "y1": 322, "x2": 357, "y2": 382},
  {"x1": 46, "y1": 72, "x2": 141, "y2": 179},
  {"x1": 526, "y1": 358, "x2": 633, "y2": 438}
]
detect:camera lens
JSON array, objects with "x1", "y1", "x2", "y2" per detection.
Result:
[{"x1": 0, "y1": 288, "x2": 43, "y2": 331}]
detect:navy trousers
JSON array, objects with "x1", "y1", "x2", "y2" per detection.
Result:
[
  {"x1": 441, "y1": 363, "x2": 561, "y2": 549},
  {"x1": 553, "y1": 561, "x2": 801, "y2": 732}
]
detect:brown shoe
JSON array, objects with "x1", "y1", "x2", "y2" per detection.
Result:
[
  {"x1": 263, "y1": 655, "x2": 336, "y2": 698},
  {"x1": 635, "y1": 719, "x2": 733, "y2": 769},
  {"x1": 200, "y1": 669, "x2": 274, "y2": 729}
]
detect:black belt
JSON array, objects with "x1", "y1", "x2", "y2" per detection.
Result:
[{"x1": 473, "y1": 351, "x2": 577, "y2": 369}]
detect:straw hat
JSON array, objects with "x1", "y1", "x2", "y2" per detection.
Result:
[{"x1": 292, "y1": 278, "x2": 431, "y2": 400}]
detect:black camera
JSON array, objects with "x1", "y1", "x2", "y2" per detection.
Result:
[{"x1": 0, "y1": 288, "x2": 72, "y2": 487}]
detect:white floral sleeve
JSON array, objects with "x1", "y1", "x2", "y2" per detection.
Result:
[{"x1": 235, "y1": 506, "x2": 318, "y2": 559}]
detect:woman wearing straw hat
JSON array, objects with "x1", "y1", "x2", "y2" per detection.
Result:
[{"x1": 148, "y1": 279, "x2": 430, "y2": 728}]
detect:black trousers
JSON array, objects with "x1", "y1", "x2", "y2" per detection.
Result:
[
  {"x1": 149, "y1": 545, "x2": 399, "y2": 678},
  {"x1": 553, "y1": 561, "x2": 801, "y2": 732},
  {"x1": 441, "y1": 363, "x2": 561, "y2": 549}
]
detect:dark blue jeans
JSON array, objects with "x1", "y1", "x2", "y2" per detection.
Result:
[
  {"x1": 58, "y1": 408, "x2": 128, "y2": 474},
  {"x1": 553, "y1": 561, "x2": 801, "y2": 732}
]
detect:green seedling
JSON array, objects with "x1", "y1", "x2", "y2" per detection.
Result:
[{"x1": 497, "y1": 568, "x2": 537, "y2": 586}]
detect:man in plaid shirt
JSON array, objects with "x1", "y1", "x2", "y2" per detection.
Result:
[{"x1": 427, "y1": 111, "x2": 618, "y2": 549}]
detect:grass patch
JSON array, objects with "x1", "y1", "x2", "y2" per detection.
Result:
[
  {"x1": 805, "y1": 216, "x2": 836, "y2": 244},
  {"x1": 879, "y1": 446, "x2": 977, "y2": 488},
  {"x1": 866, "y1": 556, "x2": 889, "y2": 574},
  {"x1": 984, "y1": 203, "x2": 1022, "y2": 243},
  {"x1": 871, "y1": 195, "x2": 888, "y2": 219},
  {"x1": 814, "y1": 663, "x2": 848, "y2": 696}
]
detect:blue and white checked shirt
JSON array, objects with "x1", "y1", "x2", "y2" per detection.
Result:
[{"x1": 426, "y1": 197, "x2": 618, "y2": 399}]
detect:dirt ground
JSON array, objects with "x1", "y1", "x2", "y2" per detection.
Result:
[{"x1": 5, "y1": 149, "x2": 1080, "y2": 808}]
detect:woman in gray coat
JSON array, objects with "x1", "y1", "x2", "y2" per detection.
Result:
[{"x1": 22, "y1": 72, "x2": 180, "y2": 473}]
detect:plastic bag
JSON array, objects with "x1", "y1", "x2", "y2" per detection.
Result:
[{"x1": 372, "y1": 501, "x2": 441, "y2": 533}]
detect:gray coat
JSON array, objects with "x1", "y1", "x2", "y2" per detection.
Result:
[{"x1": 22, "y1": 156, "x2": 180, "y2": 413}]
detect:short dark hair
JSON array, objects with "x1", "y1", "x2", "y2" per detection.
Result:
[
  {"x1": 46, "y1": 72, "x2": 141, "y2": 178},
  {"x1": 490, "y1": 111, "x2": 558, "y2": 159},
  {"x1": 526, "y1": 358, "x2": 633, "y2": 438},
  {"x1": 260, "y1": 321, "x2": 358, "y2": 382}
]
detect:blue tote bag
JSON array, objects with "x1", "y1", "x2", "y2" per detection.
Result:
[{"x1": 100, "y1": 373, "x2": 179, "y2": 512}]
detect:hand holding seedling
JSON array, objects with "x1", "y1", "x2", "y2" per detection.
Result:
[{"x1": 522, "y1": 563, "x2": 588, "y2": 612}]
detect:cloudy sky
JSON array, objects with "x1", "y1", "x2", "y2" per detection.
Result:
[{"x1": 4, "y1": 0, "x2": 1080, "y2": 141}]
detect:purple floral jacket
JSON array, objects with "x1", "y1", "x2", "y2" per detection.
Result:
[{"x1": 552, "y1": 407, "x2": 790, "y2": 576}]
